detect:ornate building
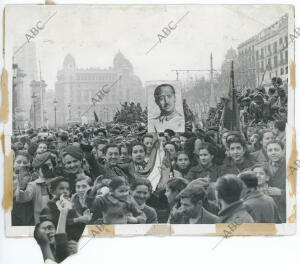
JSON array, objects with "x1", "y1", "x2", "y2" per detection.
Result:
[
  {"x1": 54, "y1": 51, "x2": 145, "y2": 126},
  {"x1": 237, "y1": 14, "x2": 288, "y2": 91}
]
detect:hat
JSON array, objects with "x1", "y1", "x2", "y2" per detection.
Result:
[
  {"x1": 32, "y1": 151, "x2": 52, "y2": 168},
  {"x1": 63, "y1": 145, "x2": 83, "y2": 160}
]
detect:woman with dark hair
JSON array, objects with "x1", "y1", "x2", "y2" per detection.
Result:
[
  {"x1": 185, "y1": 143, "x2": 221, "y2": 183},
  {"x1": 183, "y1": 136, "x2": 203, "y2": 166},
  {"x1": 219, "y1": 136, "x2": 256, "y2": 176},
  {"x1": 173, "y1": 151, "x2": 192, "y2": 178}
]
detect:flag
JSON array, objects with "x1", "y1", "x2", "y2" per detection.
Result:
[
  {"x1": 94, "y1": 111, "x2": 99, "y2": 122},
  {"x1": 222, "y1": 61, "x2": 240, "y2": 131}
]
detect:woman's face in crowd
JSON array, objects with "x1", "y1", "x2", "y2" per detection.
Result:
[
  {"x1": 37, "y1": 143, "x2": 47, "y2": 154},
  {"x1": 39, "y1": 221, "x2": 56, "y2": 245},
  {"x1": 14, "y1": 155, "x2": 30, "y2": 170},
  {"x1": 132, "y1": 145, "x2": 145, "y2": 164},
  {"x1": 63, "y1": 154, "x2": 81, "y2": 174},
  {"x1": 112, "y1": 184, "x2": 129, "y2": 201},
  {"x1": 105, "y1": 147, "x2": 120, "y2": 166},
  {"x1": 165, "y1": 186, "x2": 178, "y2": 205},
  {"x1": 267, "y1": 143, "x2": 283, "y2": 162},
  {"x1": 75, "y1": 180, "x2": 89, "y2": 198},
  {"x1": 143, "y1": 137, "x2": 153, "y2": 154},
  {"x1": 253, "y1": 167, "x2": 269, "y2": 185},
  {"x1": 120, "y1": 147, "x2": 129, "y2": 163},
  {"x1": 199, "y1": 149, "x2": 214, "y2": 166},
  {"x1": 176, "y1": 153, "x2": 190, "y2": 170},
  {"x1": 262, "y1": 132, "x2": 274, "y2": 149},
  {"x1": 132, "y1": 185, "x2": 149, "y2": 206},
  {"x1": 229, "y1": 142, "x2": 245, "y2": 162},
  {"x1": 194, "y1": 138, "x2": 202, "y2": 155}
]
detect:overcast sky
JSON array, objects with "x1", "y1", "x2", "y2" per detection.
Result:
[{"x1": 6, "y1": 5, "x2": 291, "y2": 89}]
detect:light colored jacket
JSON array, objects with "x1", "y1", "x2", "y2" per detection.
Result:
[{"x1": 15, "y1": 178, "x2": 50, "y2": 224}]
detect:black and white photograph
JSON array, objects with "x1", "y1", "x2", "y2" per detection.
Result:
[
  {"x1": 0, "y1": 3, "x2": 296, "y2": 263},
  {"x1": 147, "y1": 81, "x2": 185, "y2": 132}
]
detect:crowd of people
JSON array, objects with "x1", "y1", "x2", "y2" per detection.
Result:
[{"x1": 11, "y1": 82, "x2": 287, "y2": 262}]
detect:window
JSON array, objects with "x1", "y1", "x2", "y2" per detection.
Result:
[
  {"x1": 267, "y1": 58, "x2": 272, "y2": 69},
  {"x1": 274, "y1": 56, "x2": 278, "y2": 67},
  {"x1": 279, "y1": 37, "x2": 283, "y2": 44},
  {"x1": 285, "y1": 67, "x2": 288, "y2": 74},
  {"x1": 280, "y1": 68, "x2": 284, "y2": 75},
  {"x1": 261, "y1": 48, "x2": 264, "y2": 58},
  {"x1": 285, "y1": 35, "x2": 288, "y2": 46},
  {"x1": 261, "y1": 61, "x2": 264, "y2": 72},
  {"x1": 285, "y1": 50, "x2": 288, "y2": 63},
  {"x1": 256, "y1": 50, "x2": 259, "y2": 60},
  {"x1": 273, "y1": 42, "x2": 277, "y2": 53},
  {"x1": 280, "y1": 52, "x2": 283, "y2": 63},
  {"x1": 268, "y1": 45, "x2": 271, "y2": 55}
]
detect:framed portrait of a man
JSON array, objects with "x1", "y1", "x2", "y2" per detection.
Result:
[{"x1": 147, "y1": 81, "x2": 185, "y2": 132}]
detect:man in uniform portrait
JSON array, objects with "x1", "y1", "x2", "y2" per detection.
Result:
[{"x1": 148, "y1": 83, "x2": 185, "y2": 132}]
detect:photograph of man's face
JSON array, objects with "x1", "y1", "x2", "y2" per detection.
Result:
[{"x1": 155, "y1": 85, "x2": 176, "y2": 115}]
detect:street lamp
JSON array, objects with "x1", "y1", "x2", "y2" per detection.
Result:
[
  {"x1": 31, "y1": 93, "x2": 37, "y2": 129},
  {"x1": 53, "y1": 98, "x2": 58, "y2": 128},
  {"x1": 68, "y1": 103, "x2": 71, "y2": 122}
]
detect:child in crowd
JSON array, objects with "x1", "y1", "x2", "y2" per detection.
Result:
[
  {"x1": 131, "y1": 178, "x2": 158, "y2": 223},
  {"x1": 86, "y1": 176, "x2": 146, "y2": 224}
]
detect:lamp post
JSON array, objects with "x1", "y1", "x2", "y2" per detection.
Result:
[
  {"x1": 68, "y1": 103, "x2": 71, "y2": 122},
  {"x1": 31, "y1": 93, "x2": 37, "y2": 129},
  {"x1": 53, "y1": 98, "x2": 58, "y2": 128},
  {"x1": 12, "y1": 63, "x2": 19, "y2": 130}
]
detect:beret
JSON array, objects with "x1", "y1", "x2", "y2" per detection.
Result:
[
  {"x1": 62, "y1": 145, "x2": 83, "y2": 160},
  {"x1": 32, "y1": 151, "x2": 52, "y2": 168}
]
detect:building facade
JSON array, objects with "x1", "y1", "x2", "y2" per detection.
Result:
[
  {"x1": 237, "y1": 14, "x2": 288, "y2": 91},
  {"x1": 12, "y1": 64, "x2": 26, "y2": 129},
  {"x1": 13, "y1": 42, "x2": 39, "y2": 124},
  {"x1": 29, "y1": 80, "x2": 47, "y2": 129},
  {"x1": 54, "y1": 52, "x2": 145, "y2": 127}
]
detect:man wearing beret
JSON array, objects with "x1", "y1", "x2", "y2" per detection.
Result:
[{"x1": 15, "y1": 152, "x2": 55, "y2": 224}]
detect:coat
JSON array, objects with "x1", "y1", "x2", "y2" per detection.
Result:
[
  {"x1": 169, "y1": 207, "x2": 220, "y2": 224},
  {"x1": 219, "y1": 156, "x2": 256, "y2": 176},
  {"x1": 98, "y1": 163, "x2": 136, "y2": 185},
  {"x1": 15, "y1": 178, "x2": 51, "y2": 224},
  {"x1": 186, "y1": 164, "x2": 221, "y2": 183},
  {"x1": 140, "y1": 204, "x2": 158, "y2": 224},
  {"x1": 266, "y1": 159, "x2": 286, "y2": 222},
  {"x1": 218, "y1": 200, "x2": 254, "y2": 223},
  {"x1": 250, "y1": 149, "x2": 269, "y2": 163},
  {"x1": 242, "y1": 190, "x2": 281, "y2": 223}
]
